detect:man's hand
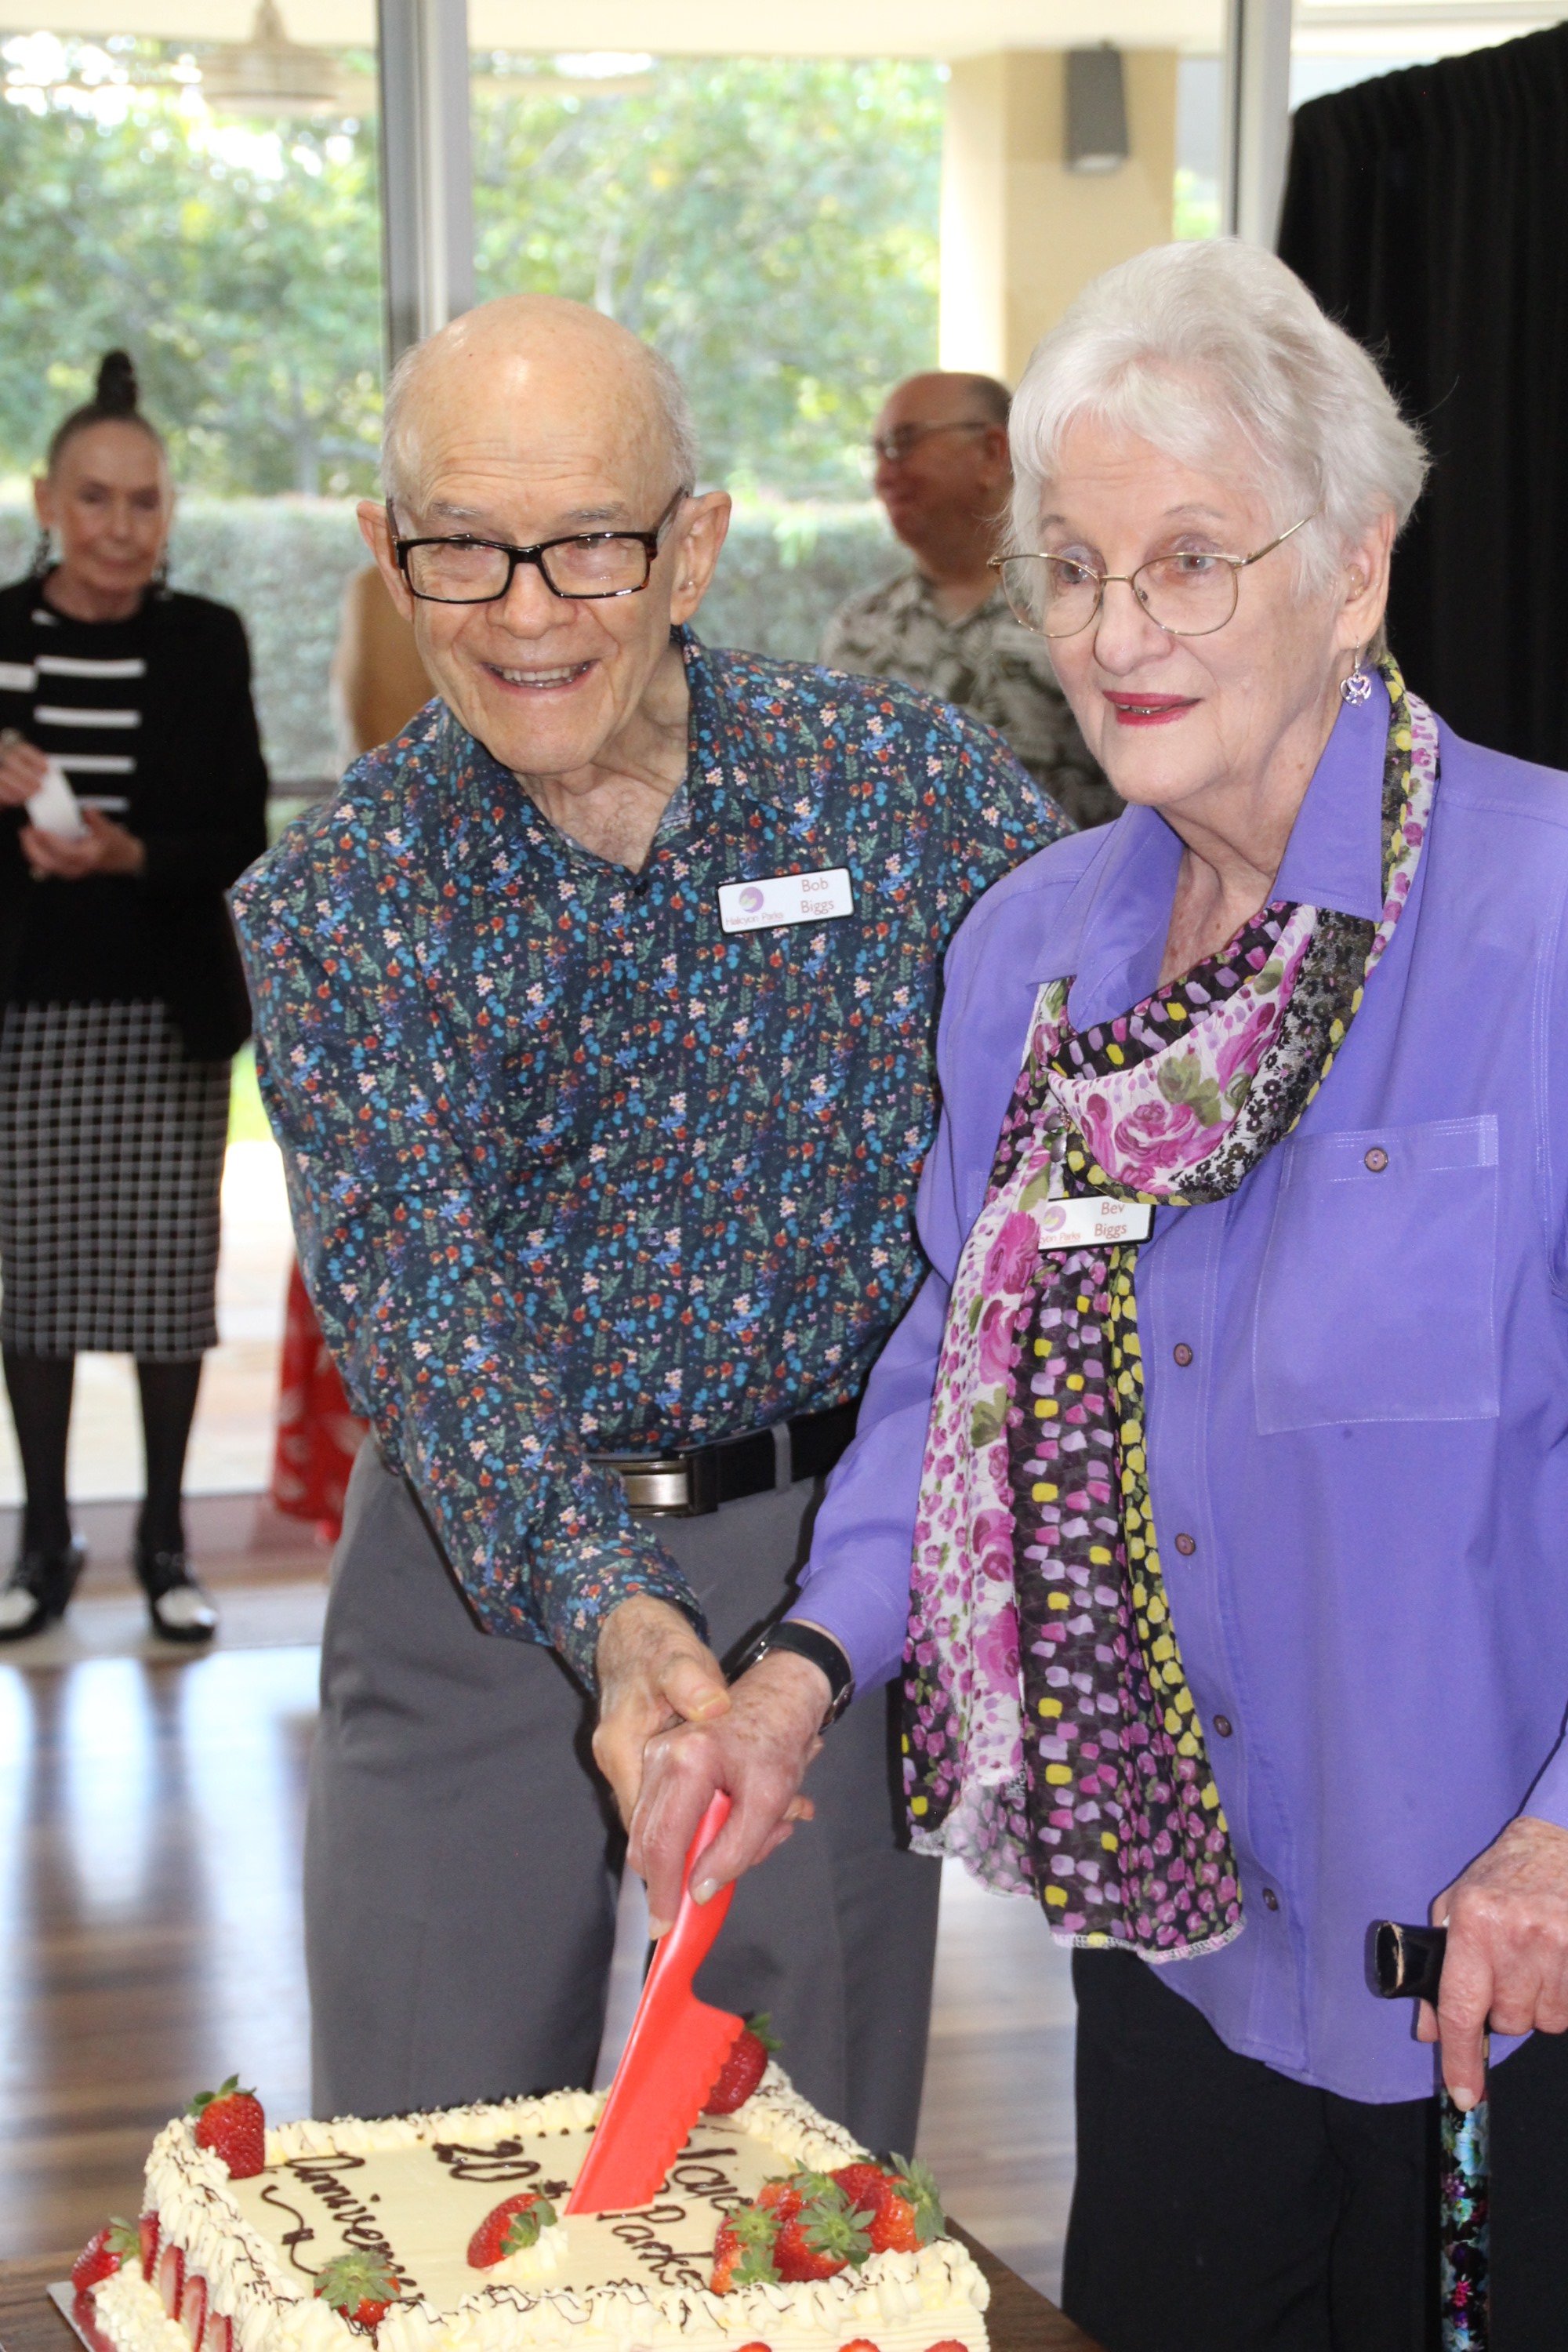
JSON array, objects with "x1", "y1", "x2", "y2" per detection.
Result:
[
  {"x1": 1417, "y1": 1813, "x2": 1568, "y2": 2108},
  {"x1": 626, "y1": 1653, "x2": 826, "y2": 1936},
  {"x1": 593, "y1": 1594, "x2": 731, "y2": 1841},
  {"x1": 21, "y1": 809, "x2": 146, "y2": 880}
]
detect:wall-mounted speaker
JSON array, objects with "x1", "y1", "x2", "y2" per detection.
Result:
[{"x1": 1066, "y1": 45, "x2": 1130, "y2": 174}]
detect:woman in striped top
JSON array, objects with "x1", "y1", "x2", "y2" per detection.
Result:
[{"x1": 0, "y1": 351, "x2": 269, "y2": 1643}]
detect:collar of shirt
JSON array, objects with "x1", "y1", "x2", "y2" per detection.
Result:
[
  {"x1": 430, "y1": 626, "x2": 792, "y2": 881},
  {"x1": 1035, "y1": 682, "x2": 1388, "y2": 1029},
  {"x1": 900, "y1": 570, "x2": 1012, "y2": 637}
]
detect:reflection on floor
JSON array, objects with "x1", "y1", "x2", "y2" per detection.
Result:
[{"x1": 0, "y1": 1635, "x2": 1076, "y2": 2298}]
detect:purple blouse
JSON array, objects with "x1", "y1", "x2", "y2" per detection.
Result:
[{"x1": 793, "y1": 685, "x2": 1568, "y2": 2101}]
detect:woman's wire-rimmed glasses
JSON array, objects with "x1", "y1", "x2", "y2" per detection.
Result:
[
  {"x1": 992, "y1": 512, "x2": 1318, "y2": 640},
  {"x1": 388, "y1": 486, "x2": 689, "y2": 605}
]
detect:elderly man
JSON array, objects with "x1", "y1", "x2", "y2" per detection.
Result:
[
  {"x1": 231, "y1": 295, "x2": 1062, "y2": 2147},
  {"x1": 822, "y1": 370, "x2": 1119, "y2": 832}
]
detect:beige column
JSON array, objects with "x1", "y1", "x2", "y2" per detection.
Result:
[{"x1": 940, "y1": 48, "x2": 1179, "y2": 386}]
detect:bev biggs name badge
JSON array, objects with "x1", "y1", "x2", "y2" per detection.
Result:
[
  {"x1": 717, "y1": 866, "x2": 854, "y2": 935},
  {"x1": 1039, "y1": 1198, "x2": 1156, "y2": 1250}
]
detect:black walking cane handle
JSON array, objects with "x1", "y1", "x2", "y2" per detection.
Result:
[
  {"x1": 1369, "y1": 1918, "x2": 1486, "y2": 2349},
  {"x1": 1371, "y1": 1918, "x2": 1447, "y2": 2005}
]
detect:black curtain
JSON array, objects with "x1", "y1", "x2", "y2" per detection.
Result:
[{"x1": 1277, "y1": 27, "x2": 1568, "y2": 769}]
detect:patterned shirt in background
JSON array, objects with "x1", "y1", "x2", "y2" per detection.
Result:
[
  {"x1": 821, "y1": 571, "x2": 1121, "y2": 834},
  {"x1": 230, "y1": 630, "x2": 1064, "y2": 1687}
]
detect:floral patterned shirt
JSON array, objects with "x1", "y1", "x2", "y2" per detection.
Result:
[{"x1": 230, "y1": 630, "x2": 1062, "y2": 1686}]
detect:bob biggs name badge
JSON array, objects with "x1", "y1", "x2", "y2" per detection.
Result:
[
  {"x1": 717, "y1": 866, "x2": 854, "y2": 935},
  {"x1": 1039, "y1": 1198, "x2": 1155, "y2": 1250}
]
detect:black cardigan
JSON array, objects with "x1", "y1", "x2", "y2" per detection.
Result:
[{"x1": 0, "y1": 577, "x2": 271, "y2": 1061}]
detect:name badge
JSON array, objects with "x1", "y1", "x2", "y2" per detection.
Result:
[
  {"x1": 717, "y1": 867, "x2": 854, "y2": 935},
  {"x1": 1038, "y1": 1198, "x2": 1155, "y2": 1250}
]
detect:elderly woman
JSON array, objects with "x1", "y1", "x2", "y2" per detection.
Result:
[
  {"x1": 604, "y1": 242, "x2": 1568, "y2": 2349},
  {"x1": 0, "y1": 354, "x2": 268, "y2": 1642}
]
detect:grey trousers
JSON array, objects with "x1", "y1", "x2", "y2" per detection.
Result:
[{"x1": 306, "y1": 1441, "x2": 941, "y2": 2154}]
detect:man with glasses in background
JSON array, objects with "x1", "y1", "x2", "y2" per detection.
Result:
[
  {"x1": 823, "y1": 371, "x2": 1120, "y2": 831},
  {"x1": 231, "y1": 294, "x2": 1063, "y2": 2144}
]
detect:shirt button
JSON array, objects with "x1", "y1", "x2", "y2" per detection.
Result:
[
  {"x1": 1363, "y1": 1145, "x2": 1389, "y2": 1172},
  {"x1": 1262, "y1": 1886, "x2": 1280, "y2": 1912},
  {"x1": 1213, "y1": 1714, "x2": 1233, "y2": 1738},
  {"x1": 1173, "y1": 1342, "x2": 1194, "y2": 1367},
  {"x1": 1174, "y1": 1532, "x2": 1196, "y2": 1556}
]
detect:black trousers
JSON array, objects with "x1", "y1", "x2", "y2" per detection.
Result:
[{"x1": 1064, "y1": 1948, "x2": 1568, "y2": 2352}]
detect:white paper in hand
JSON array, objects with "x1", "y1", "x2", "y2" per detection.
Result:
[{"x1": 26, "y1": 757, "x2": 86, "y2": 841}]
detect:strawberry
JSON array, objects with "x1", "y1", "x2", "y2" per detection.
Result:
[
  {"x1": 841, "y1": 2341, "x2": 883, "y2": 2352},
  {"x1": 202, "y1": 2315, "x2": 233, "y2": 2352},
  {"x1": 158, "y1": 2242, "x2": 185, "y2": 2320},
  {"x1": 830, "y1": 2156, "x2": 944, "y2": 2255},
  {"x1": 190, "y1": 2078, "x2": 266, "y2": 2180},
  {"x1": 923, "y1": 2341, "x2": 970, "y2": 2351},
  {"x1": 313, "y1": 2253, "x2": 402, "y2": 2330},
  {"x1": 704, "y1": 2014, "x2": 779, "y2": 2115},
  {"x1": 466, "y1": 2190, "x2": 558, "y2": 2270},
  {"x1": 182, "y1": 2274, "x2": 209, "y2": 2347},
  {"x1": 71, "y1": 2220, "x2": 140, "y2": 2293},
  {"x1": 139, "y1": 2216, "x2": 160, "y2": 2282},
  {"x1": 710, "y1": 2204, "x2": 781, "y2": 2293},
  {"x1": 770, "y1": 2172, "x2": 873, "y2": 2285}
]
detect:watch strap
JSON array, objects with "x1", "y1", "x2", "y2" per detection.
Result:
[{"x1": 738, "y1": 1617, "x2": 856, "y2": 1728}]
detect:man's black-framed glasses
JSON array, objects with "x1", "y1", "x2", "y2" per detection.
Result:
[
  {"x1": 993, "y1": 513, "x2": 1317, "y2": 641},
  {"x1": 388, "y1": 486, "x2": 689, "y2": 605}
]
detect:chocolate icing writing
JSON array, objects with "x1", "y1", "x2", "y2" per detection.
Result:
[
  {"x1": 258, "y1": 2185, "x2": 317, "y2": 2278},
  {"x1": 432, "y1": 2142, "x2": 559, "y2": 2187},
  {"x1": 609, "y1": 2205, "x2": 708, "y2": 2290},
  {"x1": 668, "y1": 2152, "x2": 747, "y2": 2216},
  {"x1": 282, "y1": 2157, "x2": 419, "y2": 2296}
]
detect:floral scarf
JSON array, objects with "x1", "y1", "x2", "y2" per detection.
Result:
[{"x1": 902, "y1": 662, "x2": 1438, "y2": 1958}]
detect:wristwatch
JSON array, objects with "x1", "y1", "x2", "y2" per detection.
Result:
[{"x1": 734, "y1": 1617, "x2": 856, "y2": 1730}]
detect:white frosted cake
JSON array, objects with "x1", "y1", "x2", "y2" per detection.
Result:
[{"x1": 85, "y1": 2071, "x2": 989, "y2": 2352}]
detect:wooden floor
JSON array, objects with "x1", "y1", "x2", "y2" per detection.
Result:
[{"x1": 0, "y1": 1627, "x2": 1077, "y2": 2298}]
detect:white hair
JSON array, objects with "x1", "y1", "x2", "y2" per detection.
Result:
[
  {"x1": 380, "y1": 332, "x2": 699, "y2": 507},
  {"x1": 1008, "y1": 241, "x2": 1428, "y2": 595}
]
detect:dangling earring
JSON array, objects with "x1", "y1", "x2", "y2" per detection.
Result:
[
  {"x1": 30, "y1": 526, "x2": 53, "y2": 577},
  {"x1": 1341, "y1": 648, "x2": 1374, "y2": 706},
  {"x1": 151, "y1": 548, "x2": 171, "y2": 595}
]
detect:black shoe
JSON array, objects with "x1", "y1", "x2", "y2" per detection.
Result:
[
  {"x1": 0, "y1": 1536, "x2": 85, "y2": 1642},
  {"x1": 136, "y1": 1548, "x2": 219, "y2": 1645}
]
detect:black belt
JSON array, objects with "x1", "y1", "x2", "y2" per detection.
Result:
[{"x1": 591, "y1": 1399, "x2": 858, "y2": 1517}]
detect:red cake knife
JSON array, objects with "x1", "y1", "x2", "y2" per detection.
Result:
[{"x1": 568, "y1": 1791, "x2": 744, "y2": 2216}]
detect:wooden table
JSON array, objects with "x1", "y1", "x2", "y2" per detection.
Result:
[{"x1": 0, "y1": 2241, "x2": 1102, "y2": 2352}]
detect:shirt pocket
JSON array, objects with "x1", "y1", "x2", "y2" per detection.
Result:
[{"x1": 1252, "y1": 1114, "x2": 1499, "y2": 1434}]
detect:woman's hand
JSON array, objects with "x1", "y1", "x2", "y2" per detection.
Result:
[
  {"x1": 1417, "y1": 1813, "x2": 1568, "y2": 2107},
  {"x1": 20, "y1": 809, "x2": 146, "y2": 880},
  {"x1": 623, "y1": 1653, "x2": 826, "y2": 1936},
  {"x1": 0, "y1": 731, "x2": 47, "y2": 809}
]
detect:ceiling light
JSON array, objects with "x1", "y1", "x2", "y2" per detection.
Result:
[{"x1": 200, "y1": 0, "x2": 345, "y2": 118}]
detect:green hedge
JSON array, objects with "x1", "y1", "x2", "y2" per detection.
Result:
[{"x1": 0, "y1": 497, "x2": 898, "y2": 788}]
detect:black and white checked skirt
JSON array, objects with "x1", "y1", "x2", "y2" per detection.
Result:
[{"x1": 0, "y1": 1000, "x2": 229, "y2": 1357}]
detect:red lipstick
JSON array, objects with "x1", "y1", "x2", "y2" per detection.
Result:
[{"x1": 1103, "y1": 691, "x2": 1199, "y2": 728}]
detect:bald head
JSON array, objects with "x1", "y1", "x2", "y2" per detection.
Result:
[
  {"x1": 383, "y1": 295, "x2": 698, "y2": 510},
  {"x1": 886, "y1": 370, "x2": 1011, "y2": 429}
]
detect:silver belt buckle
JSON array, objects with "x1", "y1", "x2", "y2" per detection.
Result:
[{"x1": 595, "y1": 1450, "x2": 720, "y2": 1516}]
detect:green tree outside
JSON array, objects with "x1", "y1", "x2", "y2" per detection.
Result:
[{"x1": 0, "y1": 43, "x2": 942, "y2": 502}]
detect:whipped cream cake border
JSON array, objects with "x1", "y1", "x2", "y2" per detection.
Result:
[{"x1": 90, "y1": 2069, "x2": 990, "y2": 2352}]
